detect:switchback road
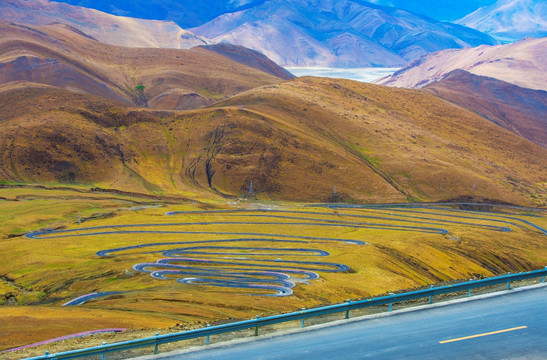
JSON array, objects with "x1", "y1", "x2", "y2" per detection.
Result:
[{"x1": 28, "y1": 207, "x2": 545, "y2": 297}]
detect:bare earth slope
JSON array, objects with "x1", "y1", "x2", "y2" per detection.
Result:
[
  {"x1": 0, "y1": 0, "x2": 208, "y2": 49},
  {"x1": 198, "y1": 43, "x2": 294, "y2": 80},
  {"x1": 0, "y1": 21, "x2": 289, "y2": 110},
  {"x1": 376, "y1": 37, "x2": 547, "y2": 91},
  {"x1": 424, "y1": 69, "x2": 547, "y2": 149},
  {"x1": 1, "y1": 77, "x2": 545, "y2": 206}
]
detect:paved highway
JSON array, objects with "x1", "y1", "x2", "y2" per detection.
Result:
[{"x1": 144, "y1": 286, "x2": 547, "y2": 360}]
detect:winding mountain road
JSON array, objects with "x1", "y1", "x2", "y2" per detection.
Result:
[{"x1": 26, "y1": 205, "x2": 546, "y2": 298}]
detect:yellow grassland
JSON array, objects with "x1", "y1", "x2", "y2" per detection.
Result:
[{"x1": 0, "y1": 186, "x2": 545, "y2": 358}]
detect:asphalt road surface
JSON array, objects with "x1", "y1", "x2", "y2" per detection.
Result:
[{"x1": 146, "y1": 285, "x2": 547, "y2": 360}]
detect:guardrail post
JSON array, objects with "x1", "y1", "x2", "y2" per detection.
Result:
[
  {"x1": 507, "y1": 272, "x2": 511, "y2": 290},
  {"x1": 542, "y1": 267, "x2": 546, "y2": 283},
  {"x1": 154, "y1": 333, "x2": 159, "y2": 354},
  {"x1": 468, "y1": 280, "x2": 472, "y2": 297},
  {"x1": 45, "y1": 351, "x2": 49, "y2": 356},
  {"x1": 388, "y1": 293, "x2": 394, "y2": 312},
  {"x1": 345, "y1": 299, "x2": 350, "y2": 319},
  {"x1": 428, "y1": 285, "x2": 434, "y2": 304},
  {"x1": 254, "y1": 316, "x2": 259, "y2": 336},
  {"x1": 101, "y1": 342, "x2": 106, "y2": 360},
  {"x1": 301, "y1": 308, "x2": 306, "y2": 328},
  {"x1": 205, "y1": 324, "x2": 211, "y2": 344}
]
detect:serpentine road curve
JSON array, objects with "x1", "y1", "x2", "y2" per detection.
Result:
[{"x1": 26, "y1": 205, "x2": 546, "y2": 299}]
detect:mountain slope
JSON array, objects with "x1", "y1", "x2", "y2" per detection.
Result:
[
  {"x1": 0, "y1": 0, "x2": 208, "y2": 49},
  {"x1": 424, "y1": 70, "x2": 547, "y2": 148},
  {"x1": 46, "y1": 0, "x2": 268, "y2": 28},
  {"x1": 1, "y1": 77, "x2": 545, "y2": 206},
  {"x1": 376, "y1": 37, "x2": 547, "y2": 91},
  {"x1": 370, "y1": 0, "x2": 496, "y2": 21},
  {"x1": 41, "y1": 0, "x2": 499, "y2": 26},
  {"x1": 0, "y1": 21, "x2": 290, "y2": 110},
  {"x1": 457, "y1": 0, "x2": 547, "y2": 41},
  {"x1": 191, "y1": 0, "x2": 497, "y2": 67},
  {"x1": 198, "y1": 43, "x2": 294, "y2": 79}
]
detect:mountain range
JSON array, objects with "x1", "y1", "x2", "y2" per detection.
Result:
[
  {"x1": 11, "y1": 0, "x2": 544, "y2": 69},
  {"x1": 51, "y1": 0, "x2": 502, "y2": 26},
  {"x1": 0, "y1": 0, "x2": 209, "y2": 49},
  {"x1": 369, "y1": 0, "x2": 497, "y2": 21},
  {"x1": 0, "y1": 21, "x2": 291, "y2": 109},
  {"x1": 377, "y1": 37, "x2": 547, "y2": 148},
  {"x1": 191, "y1": 0, "x2": 497, "y2": 67},
  {"x1": 45, "y1": 0, "x2": 268, "y2": 28},
  {"x1": 424, "y1": 70, "x2": 547, "y2": 148},
  {"x1": 457, "y1": 0, "x2": 547, "y2": 42},
  {"x1": 0, "y1": 1, "x2": 545, "y2": 206},
  {"x1": 377, "y1": 37, "x2": 546, "y2": 91},
  {"x1": 0, "y1": 21, "x2": 545, "y2": 205},
  {"x1": 2, "y1": 0, "x2": 500, "y2": 68}
]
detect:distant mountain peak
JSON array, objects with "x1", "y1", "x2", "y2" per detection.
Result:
[
  {"x1": 376, "y1": 37, "x2": 547, "y2": 91},
  {"x1": 457, "y1": 0, "x2": 547, "y2": 41},
  {"x1": 191, "y1": 0, "x2": 497, "y2": 68}
]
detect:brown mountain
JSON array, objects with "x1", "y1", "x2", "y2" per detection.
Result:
[
  {"x1": 1, "y1": 76, "x2": 545, "y2": 206},
  {"x1": 0, "y1": 0, "x2": 209, "y2": 49},
  {"x1": 376, "y1": 37, "x2": 547, "y2": 91},
  {"x1": 424, "y1": 70, "x2": 547, "y2": 149},
  {"x1": 0, "y1": 21, "x2": 291, "y2": 110}
]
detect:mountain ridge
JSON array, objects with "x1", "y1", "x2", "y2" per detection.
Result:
[
  {"x1": 1, "y1": 0, "x2": 500, "y2": 68},
  {"x1": 457, "y1": 0, "x2": 547, "y2": 42},
  {"x1": 369, "y1": 0, "x2": 497, "y2": 21},
  {"x1": 0, "y1": 21, "x2": 290, "y2": 110},
  {"x1": 0, "y1": 0, "x2": 209, "y2": 49},
  {"x1": 191, "y1": 0, "x2": 498, "y2": 67},
  {"x1": 376, "y1": 37, "x2": 547, "y2": 91},
  {"x1": 1, "y1": 76, "x2": 545, "y2": 205},
  {"x1": 42, "y1": 0, "x2": 269, "y2": 28},
  {"x1": 424, "y1": 69, "x2": 547, "y2": 149}
]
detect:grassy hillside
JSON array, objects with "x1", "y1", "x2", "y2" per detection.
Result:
[
  {"x1": 1, "y1": 76, "x2": 546, "y2": 206},
  {"x1": 216, "y1": 77, "x2": 547, "y2": 205},
  {"x1": 0, "y1": 21, "x2": 289, "y2": 110},
  {"x1": 425, "y1": 70, "x2": 547, "y2": 149}
]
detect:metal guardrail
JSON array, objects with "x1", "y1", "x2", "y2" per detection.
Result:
[{"x1": 25, "y1": 267, "x2": 547, "y2": 360}]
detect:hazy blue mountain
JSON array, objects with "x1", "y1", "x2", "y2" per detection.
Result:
[
  {"x1": 191, "y1": 0, "x2": 497, "y2": 67},
  {"x1": 49, "y1": 0, "x2": 267, "y2": 28},
  {"x1": 457, "y1": 0, "x2": 547, "y2": 42},
  {"x1": 26, "y1": 0, "x2": 498, "y2": 68},
  {"x1": 370, "y1": 0, "x2": 496, "y2": 21},
  {"x1": 51, "y1": 0, "x2": 497, "y2": 25}
]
